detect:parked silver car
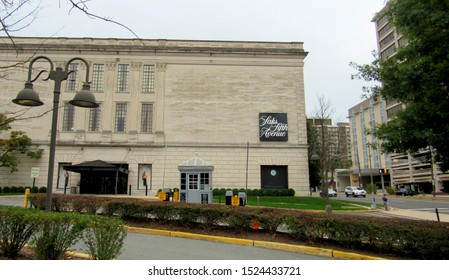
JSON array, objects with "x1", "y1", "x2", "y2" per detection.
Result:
[{"x1": 345, "y1": 186, "x2": 367, "y2": 197}]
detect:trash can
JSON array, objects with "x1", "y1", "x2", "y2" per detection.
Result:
[
  {"x1": 163, "y1": 188, "x2": 171, "y2": 202},
  {"x1": 238, "y1": 192, "x2": 247, "y2": 206},
  {"x1": 225, "y1": 190, "x2": 233, "y2": 205}
]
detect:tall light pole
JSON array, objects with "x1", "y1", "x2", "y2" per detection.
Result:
[{"x1": 13, "y1": 56, "x2": 99, "y2": 211}]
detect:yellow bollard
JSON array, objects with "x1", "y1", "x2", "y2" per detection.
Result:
[
  {"x1": 231, "y1": 195, "x2": 240, "y2": 206},
  {"x1": 173, "y1": 191, "x2": 179, "y2": 202},
  {"x1": 23, "y1": 188, "x2": 31, "y2": 208}
]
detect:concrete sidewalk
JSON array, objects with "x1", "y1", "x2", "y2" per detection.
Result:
[{"x1": 380, "y1": 208, "x2": 449, "y2": 223}]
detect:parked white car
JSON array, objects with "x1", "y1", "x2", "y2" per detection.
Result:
[
  {"x1": 345, "y1": 186, "x2": 367, "y2": 197},
  {"x1": 320, "y1": 188, "x2": 337, "y2": 197}
]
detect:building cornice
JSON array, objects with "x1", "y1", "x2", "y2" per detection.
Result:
[{"x1": 1, "y1": 36, "x2": 308, "y2": 58}]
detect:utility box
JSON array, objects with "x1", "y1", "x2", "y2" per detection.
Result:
[{"x1": 178, "y1": 157, "x2": 214, "y2": 204}]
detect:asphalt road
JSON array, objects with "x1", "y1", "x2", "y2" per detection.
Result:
[{"x1": 330, "y1": 193, "x2": 449, "y2": 214}]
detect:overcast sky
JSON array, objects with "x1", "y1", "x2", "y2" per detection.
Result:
[{"x1": 14, "y1": 0, "x2": 387, "y2": 123}]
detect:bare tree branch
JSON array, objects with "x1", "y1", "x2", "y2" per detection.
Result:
[{"x1": 67, "y1": 0, "x2": 144, "y2": 44}]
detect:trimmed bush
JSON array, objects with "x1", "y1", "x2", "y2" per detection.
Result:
[
  {"x1": 31, "y1": 212, "x2": 90, "y2": 260},
  {"x1": 2, "y1": 186, "x2": 10, "y2": 193},
  {"x1": 0, "y1": 206, "x2": 42, "y2": 259},
  {"x1": 82, "y1": 216, "x2": 127, "y2": 260},
  {"x1": 30, "y1": 186, "x2": 39, "y2": 193},
  {"x1": 17, "y1": 186, "x2": 25, "y2": 194},
  {"x1": 28, "y1": 194, "x2": 46, "y2": 210},
  {"x1": 10, "y1": 186, "x2": 18, "y2": 193}
]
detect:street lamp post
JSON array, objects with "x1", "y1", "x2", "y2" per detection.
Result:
[{"x1": 13, "y1": 56, "x2": 99, "y2": 212}]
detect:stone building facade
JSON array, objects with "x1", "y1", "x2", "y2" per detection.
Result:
[{"x1": 0, "y1": 37, "x2": 310, "y2": 196}]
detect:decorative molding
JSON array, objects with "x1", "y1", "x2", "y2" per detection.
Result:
[
  {"x1": 156, "y1": 63, "x2": 167, "y2": 72},
  {"x1": 106, "y1": 63, "x2": 116, "y2": 70},
  {"x1": 131, "y1": 62, "x2": 142, "y2": 70}
]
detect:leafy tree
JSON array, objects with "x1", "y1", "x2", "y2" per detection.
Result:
[
  {"x1": 351, "y1": 0, "x2": 449, "y2": 171},
  {"x1": 307, "y1": 120, "x2": 320, "y2": 193},
  {"x1": 0, "y1": 113, "x2": 43, "y2": 172}
]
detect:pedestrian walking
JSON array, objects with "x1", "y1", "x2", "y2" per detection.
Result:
[{"x1": 382, "y1": 193, "x2": 389, "y2": 211}]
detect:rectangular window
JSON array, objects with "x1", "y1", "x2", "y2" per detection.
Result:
[
  {"x1": 180, "y1": 173, "x2": 186, "y2": 190},
  {"x1": 142, "y1": 64, "x2": 155, "y2": 92},
  {"x1": 91, "y1": 64, "x2": 104, "y2": 91},
  {"x1": 66, "y1": 63, "x2": 78, "y2": 91},
  {"x1": 62, "y1": 102, "x2": 75, "y2": 131},
  {"x1": 140, "y1": 103, "x2": 153, "y2": 133},
  {"x1": 115, "y1": 103, "x2": 127, "y2": 132},
  {"x1": 117, "y1": 64, "x2": 129, "y2": 92},
  {"x1": 188, "y1": 174, "x2": 199, "y2": 190},
  {"x1": 88, "y1": 105, "x2": 101, "y2": 132},
  {"x1": 200, "y1": 173, "x2": 209, "y2": 190}
]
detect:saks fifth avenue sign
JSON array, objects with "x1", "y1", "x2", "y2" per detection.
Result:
[{"x1": 259, "y1": 113, "x2": 288, "y2": 141}]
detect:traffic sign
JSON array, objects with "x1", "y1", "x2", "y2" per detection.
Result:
[{"x1": 31, "y1": 167, "x2": 40, "y2": 178}]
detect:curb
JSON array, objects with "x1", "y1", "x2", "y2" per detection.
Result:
[{"x1": 125, "y1": 226, "x2": 387, "y2": 260}]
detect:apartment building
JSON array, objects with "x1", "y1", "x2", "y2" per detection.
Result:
[
  {"x1": 307, "y1": 119, "x2": 351, "y2": 190},
  {"x1": 366, "y1": 4, "x2": 448, "y2": 193},
  {"x1": 0, "y1": 37, "x2": 310, "y2": 196},
  {"x1": 347, "y1": 96, "x2": 391, "y2": 190}
]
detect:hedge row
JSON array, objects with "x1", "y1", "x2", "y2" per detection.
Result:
[
  {"x1": 27, "y1": 194, "x2": 449, "y2": 259},
  {"x1": 0, "y1": 205, "x2": 126, "y2": 260},
  {"x1": 212, "y1": 188, "x2": 295, "y2": 197},
  {"x1": 158, "y1": 188, "x2": 295, "y2": 197},
  {"x1": 0, "y1": 186, "x2": 47, "y2": 194}
]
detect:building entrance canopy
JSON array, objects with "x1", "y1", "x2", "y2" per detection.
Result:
[
  {"x1": 64, "y1": 160, "x2": 129, "y2": 195},
  {"x1": 63, "y1": 160, "x2": 129, "y2": 174}
]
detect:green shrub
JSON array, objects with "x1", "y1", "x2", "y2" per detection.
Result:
[
  {"x1": 197, "y1": 205, "x2": 226, "y2": 231},
  {"x1": 151, "y1": 203, "x2": 174, "y2": 224},
  {"x1": 0, "y1": 187, "x2": 2, "y2": 194},
  {"x1": 366, "y1": 183, "x2": 377, "y2": 194},
  {"x1": 10, "y1": 186, "x2": 18, "y2": 193},
  {"x1": 175, "y1": 205, "x2": 200, "y2": 228},
  {"x1": 38, "y1": 186, "x2": 47, "y2": 193},
  {"x1": 385, "y1": 185, "x2": 395, "y2": 195},
  {"x1": 30, "y1": 186, "x2": 39, "y2": 193},
  {"x1": 72, "y1": 196, "x2": 106, "y2": 214},
  {"x1": 82, "y1": 216, "x2": 127, "y2": 260},
  {"x1": 256, "y1": 208, "x2": 287, "y2": 235},
  {"x1": 17, "y1": 186, "x2": 25, "y2": 194},
  {"x1": 32, "y1": 212, "x2": 90, "y2": 260},
  {"x1": 3, "y1": 186, "x2": 10, "y2": 193},
  {"x1": 224, "y1": 207, "x2": 256, "y2": 233},
  {"x1": 28, "y1": 194, "x2": 46, "y2": 210},
  {"x1": 0, "y1": 206, "x2": 41, "y2": 259}
]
